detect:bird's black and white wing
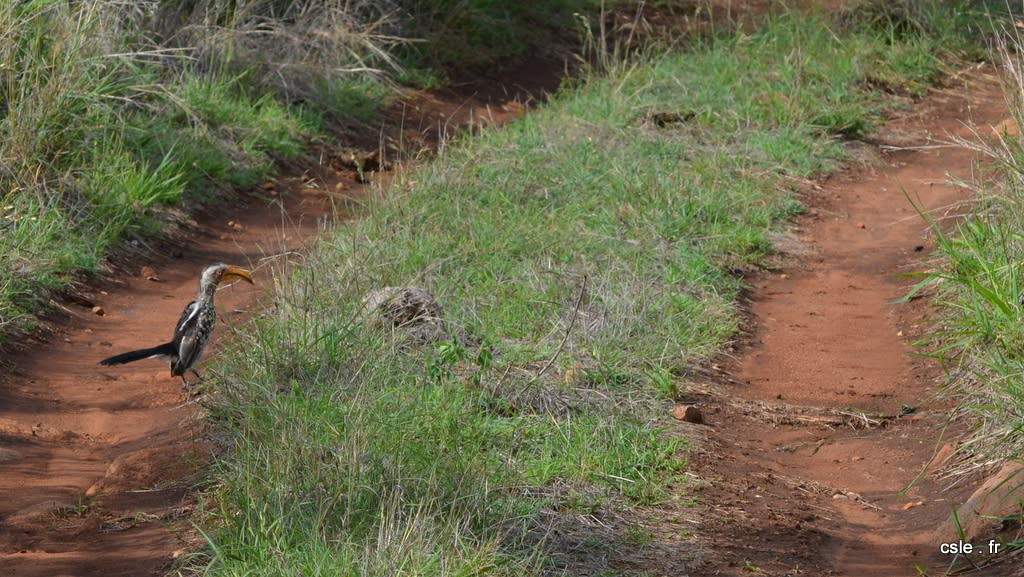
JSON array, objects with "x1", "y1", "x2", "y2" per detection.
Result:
[
  {"x1": 171, "y1": 301, "x2": 205, "y2": 376},
  {"x1": 173, "y1": 300, "x2": 199, "y2": 340}
]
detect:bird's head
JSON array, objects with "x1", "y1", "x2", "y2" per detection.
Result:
[{"x1": 203, "y1": 263, "x2": 254, "y2": 287}]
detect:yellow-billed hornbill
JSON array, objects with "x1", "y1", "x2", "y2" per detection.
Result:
[{"x1": 99, "y1": 263, "x2": 254, "y2": 385}]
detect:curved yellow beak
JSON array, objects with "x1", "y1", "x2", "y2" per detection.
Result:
[{"x1": 223, "y1": 265, "x2": 254, "y2": 284}]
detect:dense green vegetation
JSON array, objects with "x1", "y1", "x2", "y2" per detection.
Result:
[
  {"x1": 0, "y1": 0, "x2": 596, "y2": 339},
  {"x1": 0, "y1": 1, "x2": 312, "y2": 337}
]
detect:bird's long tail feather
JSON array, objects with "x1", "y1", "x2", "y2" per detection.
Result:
[{"x1": 99, "y1": 342, "x2": 176, "y2": 366}]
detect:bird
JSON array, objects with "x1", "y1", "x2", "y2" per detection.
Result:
[{"x1": 99, "y1": 263, "x2": 254, "y2": 385}]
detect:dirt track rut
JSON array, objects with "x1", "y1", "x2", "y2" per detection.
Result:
[
  {"x1": 0, "y1": 187, "x2": 336, "y2": 576},
  {"x1": 693, "y1": 68, "x2": 1012, "y2": 576}
]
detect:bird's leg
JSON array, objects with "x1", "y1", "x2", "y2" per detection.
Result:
[
  {"x1": 177, "y1": 370, "x2": 206, "y2": 403},
  {"x1": 178, "y1": 369, "x2": 202, "y2": 389}
]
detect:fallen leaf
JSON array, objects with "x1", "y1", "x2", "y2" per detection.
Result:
[{"x1": 564, "y1": 365, "x2": 581, "y2": 384}]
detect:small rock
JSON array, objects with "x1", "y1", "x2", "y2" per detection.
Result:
[
  {"x1": 141, "y1": 265, "x2": 161, "y2": 282},
  {"x1": 857, "y1": 222, "x2": 867, "y2": 229},
  {"x1": 672, "y1": 404, "x2": 704, "y2": 424},
  {"x1": 926, "y1": 443, "x2": 957, "y2": 474},
  {"x1": 91, "y1": 306, "x2": 105, "y2": 316}
]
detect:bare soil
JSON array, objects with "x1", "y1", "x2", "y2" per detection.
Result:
[
  {"x1": 0, "y1": 174, "x2": 335, "y2": 576},
  {"x1": 1, "y1": 7, "x2": 1022, "y2": 577},
  {"x1": 683, "y1": 69, "x2": 1023, "y2": 576}
]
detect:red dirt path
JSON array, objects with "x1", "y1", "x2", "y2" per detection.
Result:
[
  {"x1": 0, "y1": 184, "x2": 336, "y2": 575},
  {"x1": 685, "y1": 68, "x2": 1020, "y2": 576}
]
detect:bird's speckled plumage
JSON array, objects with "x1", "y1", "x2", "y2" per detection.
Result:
[{"x1": 99, "y1": 263, "x2": 253, "y2": 384}]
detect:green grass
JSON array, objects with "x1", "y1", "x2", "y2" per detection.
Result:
[
  {"x1": 192, "y1": 3, "x2": 998, "y2": 575},
  {"x1": 0, "y1": 1, "x2": 316, "y2": 338},
  {"x1": 0, "y1": 0, "x2": 632, "y2": 341},
  {"x1": 909, "y1": 23, "x2": 1024, "y2": 471},
  {"x1": 0, "y1": 0, "x2": 160, "y2": 333}
]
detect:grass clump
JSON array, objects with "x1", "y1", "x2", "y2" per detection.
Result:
[
  {"x1": 0, "y1": 0, "x2": 315, "y2": 338},
  {"x1": 912, "y1": 24, "x2": 1024, "y2": 469},
  {"x1": 196, "y1": 4, "x2": 995, "y2": 575},
  {"x1": 194, "y1": 278, "x2": 683, "y2": 575},
  {"x1": 154, "y1": 0, "x2": 406, "y2": 122},
  {"x1": 0, "y1": 0, "x2": 162, "y2": 334}
]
